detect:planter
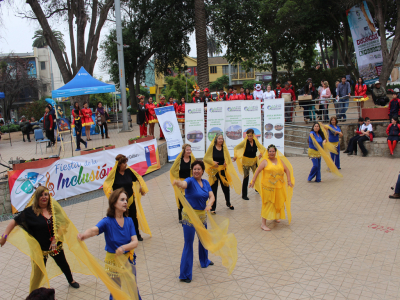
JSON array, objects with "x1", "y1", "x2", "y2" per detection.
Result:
[
  {"x1": 81, "y1": 146, "x2": 105, "y2": 156},
  {"x1": 104, "y1": 145, "x2": 115, "y2": 150},
  {"x1": 13, "y1": 157, "x2": 60, "y2": 171},
  {"x1": 128, "y1": 135, "x2": 154, "y2": 145},
  {"x1": 362, "y1": 107, "x2": 389, "y2": 120}
]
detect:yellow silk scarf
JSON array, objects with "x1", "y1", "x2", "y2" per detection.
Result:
[
  {"x1": 103, "y1": 162, "x2": 151, "y2": 236},
  {"x1": 173, "y1": 186, "x2": 238, "y2": 274},
  {"x1": 233, "y1": 136, "x2": 266, "y2": 176},
  {"x1": 310, "y1": 134, "x2": 343, "y2": 178},
  {"x1": 252, "y1": 151, "x2": 295, "y2": 224},
  {"x1": 169, "y1": 150, "x2": 196, "y2": 208},
  {"x1": 7, "y1": 196, "x2": 139, "y2": 299},
  {"x1": 203, "y1": 137, "x2": 242, "y2": 195},
  {"x1": 318, "y1": 122, "x2": 338, "y2": 155}
]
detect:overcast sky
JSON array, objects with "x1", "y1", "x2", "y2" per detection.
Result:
[{"x1": 0, "y1": 3, "x2": 198, "y2": 82}]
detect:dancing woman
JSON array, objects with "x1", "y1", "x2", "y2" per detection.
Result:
[
  {"x1": 204, "y1": 134, "x2": 241, "y2": 213},
  {"x1": 249, "y1": 145, "x2": 294, "y2": 231},
  {"x1": 78, "y1": 188, "x2": 141, "y2": 300},
  {"x1": 145, "y1": 97, "x2": 157, "y2": 137},
  {"x1": 103, "y1": 155, "x2": 151, "y2": 241},
  {"x1": 81, "y1": 102, "x2": 94, "y2": 141},
  {"x1": 232, "y1": 129, "x2": 266, "y2": 200},
  {"x1": 325, "y1": 116, "x2": 343, "y2": 169},
  {"x1": 170, "y1": 144, "x2": 196, "y2": 222}
]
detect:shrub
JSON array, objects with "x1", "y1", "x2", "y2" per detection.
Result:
[
  {"x1": 18, "y1": 98, "x2": 48, "y2": 121},
  {"x1": 1, "y1": 124, "x2": 21, "y2": 133}
]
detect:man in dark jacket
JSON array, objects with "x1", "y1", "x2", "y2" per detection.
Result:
[{"x1": 20, "y1": 115, "x2": 31, "y2": 142}]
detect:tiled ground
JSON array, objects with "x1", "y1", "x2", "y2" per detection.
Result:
[{"x1": 1, "y1": 140, "x2": 400, "y2": 299}]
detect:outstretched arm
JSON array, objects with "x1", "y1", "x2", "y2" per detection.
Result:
[
  {"x1": 77, "y1": 226, "x2": 99, "y2": 242},
  {"x1": 0, "y1": 220, "x2": 17, "y2": 247},
  {"x1": 173, "y1": 180, "x2": 188, "y2": 189}
]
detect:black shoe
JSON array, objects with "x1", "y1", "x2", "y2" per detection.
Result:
[
  {"x1": 28, "y1": 139, "x2": 31, "y2": 142},
  {"x1": 343, "y1": 150, "x2": 349, "y2": 154},
  {"x1": 209, "y1": 261, "x2": 214, "y2": 265},
  {"x1": 137, "y1": 236, "x2": 143, "y2": 241},
  {"x1": 362, "y1": 152, "x2": 368, "y2": 157},
  {"x1": 46, "y1": 144, "x2": 51, "y2": 148},
  {"x1": 69, "y1": 281, "x2": 80, "y2": 289},
  {"x1": 23, "y1": 138, "x2": 25, "y2": 142},
  {"x1": 228, "y1": 205, "x2": 234, "y2": 210},
  {"x1": 347, "y1": 152, "x2": 353, "y2": 156},
  {"x1": 180, "y1": 279, "x2": 191, "y2": 283},
  {"x1": 179, "y1": 220, "x2": 182, "y2": 224},
  {"x1": 242, "y1": 196, "x2": 249, "y2": 200}
]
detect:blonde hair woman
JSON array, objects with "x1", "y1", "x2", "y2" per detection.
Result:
[{"x1": 320, "y1": 81, "x2": 331, "y2": 122}]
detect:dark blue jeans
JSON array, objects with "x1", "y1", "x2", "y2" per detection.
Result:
[
  {"x1": 395, "y1": 174, "x2": 400, "y2": 194},
  {"x1": 338, "y1": 97, "x2": 349, "y2": 120}
]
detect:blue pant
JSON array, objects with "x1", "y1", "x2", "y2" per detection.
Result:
[
  {"x1": 330, "y1": 143, "x2": 340, "y2": 169},
  {"x1": 338, "y1": 97, "x2": 349, "y2": 120},
  {"x1": 395, "y1": 174, "x2": 400, "y2": 194},
  {"x1": 179, "y1": 224, "x2": 211, "y2": 280},
  {"x1": 308, "y1": 158, "x2": 321, "y2": 182},
  {"x1": 110, "y1": 256, "x2": 141, "y2": 300}
]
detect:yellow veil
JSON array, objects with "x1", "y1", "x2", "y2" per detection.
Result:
[
  {"x1": 310, "y1": 134, "x2": 342, "y2": 178},
  {"x1": 318, "y1": 122, "x2": 338, "y2": 154},
  {"x1": 233, "y1": 135, "x2": 266, "y2": 175},
  {"x1": 103, "y1": 162, "x2": 152, "y2": 236},
  {"x1": 253, "y1": 149, "x2": 295, "y2": 224},
  {"x1": 169, "y1": 149, "x2": 196, "y2": 208},
  {"x1": 173, "y1": 186, "x2": 237, "y2": 274},
  {"x1": 203, "y1": 136, "x2": 242, "y2": 195},
  {"x1": 7, "y1": 195, "x2": 139, "y2": 299}
]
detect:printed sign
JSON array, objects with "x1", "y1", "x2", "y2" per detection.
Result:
[
  {"x1": 206, "y1": 102, "x2": 226, "y2": 149},
  {"x1": 185, "y1": 103, "x2": 205, "y2": 158},
  {"x1": 8, "y1": 140, "x2": 160, "y2": 213},
  {"x1": 241, "y1": 101, "x2": 262, "y2": 140},
  {"x1": 263, "y1": 99, "x2": 285, "y2": 153},
  {"x1": 224, "y1": 101, "x2": 243, "y2": 156}
]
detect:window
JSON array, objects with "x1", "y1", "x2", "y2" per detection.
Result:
[
  {"x1": 42, "y1": 84, "x2": 47, "y2": 92},
  {"x1": 40, "y1": 62, "x2": 46, "y2": 70},
  {"x1": 222, "y1": 65, "x2": 229, "y2": 75},
  {"x1": 210, "y1": 66, "x2": 217, "y2": 74}
]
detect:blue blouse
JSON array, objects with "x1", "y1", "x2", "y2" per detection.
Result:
[
  {"x1": 328, "y1": 125, "x2": 340, "y2": 143},
  {"x1": 308, "y1": 131, "x2": 323, "y2": 150},
  {"x1": 184, "y1": 177, "x2": 212, "y2": 210},
  {"x1": 96, "y1": 216, "x2": 136, "y2": 253}
]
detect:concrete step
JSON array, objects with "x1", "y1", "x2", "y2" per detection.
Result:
[
  {"x1": 355, "y1": 137, "x2": 400, "y2": 158},
  {"x1": 284, "y1": 147, "x2": 308, "y2": 157}
]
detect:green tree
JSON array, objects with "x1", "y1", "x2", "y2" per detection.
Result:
[
  {"x1": 32, "y1": 29, "x2": 66, "y2": 51},
  {"x1": 101, "y1": 0, "x2": 195, "y2": 108},
  {"x1": 209, "y1": 75, "x2": 229, "y2": 91},
  {"x1": 18, "y1": 97, "x2": 48, "y2": 122},
  {"x1": 89, "y1": 93, "x2": 113, "y2": 108},
  {"x1": 163, "y1": 73, "x2": 197, "y2": 103},
  {"x1": 242, "y1": 80, "x2": 263, "y2": 91}
]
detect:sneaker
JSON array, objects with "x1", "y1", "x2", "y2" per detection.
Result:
[{"x1": 75, "y1": 148, "x2": 81, "y2": 151}]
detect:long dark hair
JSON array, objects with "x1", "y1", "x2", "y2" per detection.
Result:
[
  {"x1": 310, "y1": 122, "x2": 325, "y2": 140},
  {"x1": 357, "y1": 77, "x2": 364, "y2": 85},
  {"x1": 245, "y1": 88, "x2": 251, "y2": 96}
]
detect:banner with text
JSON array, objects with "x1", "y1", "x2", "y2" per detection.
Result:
[
  {"x1": 185, "y1": 103, "x2": 205, "y2": 158},
  {"x1": 241, "y1": 101, "x2": 262, "y2": 141},
  {"x1": 8, "y1": 140, "x2": 160, "y2": 213},
  {"x1": 224, "y1": 101, "x2": 243, "y2": 156},
  {"x1": 263, "y1": 99, "x2": 285, "y2": 153},
  {"x1": 155, "y1": 106, "x2": 183, "y2": 161},
  {"x1": 347, "y1": 1, "x2": 382, "y2": 84},
  {"x1": 206, "y1": 102, "x2": 226, "y2": 150}
]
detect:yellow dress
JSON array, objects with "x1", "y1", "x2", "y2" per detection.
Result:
[{"x1": 260, "y1": 157, "x2": 289, "y2": 221}]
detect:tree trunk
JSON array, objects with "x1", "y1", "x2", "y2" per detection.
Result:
[
  {"x1": 271, "y1": 50, "x2": 278, "y2": 85},
  {"x1": 333, "y1": 44, "x2": 338, "y2": 68},
  {"x1": 194, "y1": 0, "x2": 209, "y2": 90},
  {"x1": 135, "y1": 73, "x2": 141, "y2": 107},
  {"x1": 319, "y1": 40, "x2": 327, "y2": 70}
]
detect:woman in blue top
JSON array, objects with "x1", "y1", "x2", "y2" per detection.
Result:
[
  {"x1": 173, "y1": 160, "x2": 216, "y2": 283},
  {"x1": 308, "y1": 123, "x2": 327, "y2": 182},
  {"x1": 78, "y1": 188, "x2": 140, "y2": 300},
  {"x1": 325, "y1": 116, "x2": 343, "y2": 169}
]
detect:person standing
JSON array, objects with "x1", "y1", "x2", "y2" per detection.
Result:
[
  {"x1": 137, "y1": 95, "x2": 148, "y2": 136},
  {"x1": 386, "y1": 116, "x2": 400, "y2": 156},
  {"x1": 166, "y1": 96, "x2": 178, "y2": 111},
  {"x1": 300, "y1": 80, "x2": 317, "y2": 123},
  {"x1": 244, "y1": 88, "x2": 253, "y2": 100},
  {"x1": 20, "y1": 115, "x2": 32, "y2": 142},
  {"x1": 320, "y1": 81, "x2": 332, "y2": 122},
  {"x1": 287, "y1": 79, "x2": 295, "y2": 93},
  {"x1": 337, "y1": 76, "x2": 351, "y2": 121},
  {"x1": 274, "y1": 81, "x2": 282, "y2": 98},
  {"x1": 202, "y1": 88, "x2": 213, "y2": 105},
  {"x1": 78, "y1": 188, "x2": 141, "y2": 300},
  {"x1": 325, "y1": 116, "x2": 343, "y2": 169},
  {"x1": 157, "y1": 95, "x2": 167, "y2": 140},
  {"x1": 103, "y1": 154, "x2": 150, "y2": 242},
  {"x1": 388, "y1": 92, "x2": 400, "y2": 120},
  {"x1": 281, "y1": 82, "x2": 296, "y2": 123},
  {"x1": 332, "y1": 80, "x2": 340, "y2": 117},
  {"x1": 228, "y1": 87, "x2": 240, "y2": 100},
  {"x1": 263, "y1": 85, "x2": 275, "y2": 100},
  {"x1": 308, "y1": 123, "x2": 326, "y2": 182},
  {"x1": 145, "y1": 97, "x2": 157, "y2": 136},
  {"x1": 227, "y1": 86, "x2": 234, "y2": 98},
  {"x1": 238, "y1": 87, "x2": 245, "y2": 100},
  {"x1": 249, "y1": 145, "x2": 294, "y2": 231},
  {"x1": 95, "y1": 101, "x2": 109, "y2": 139},
  {"x1": 355, "y1": 77, "x2": 368, "y2": 109},
  {"x1": 192, "y1": 90, "x2": 202, "y2": 103},
  {"x1": 81, "y1": 102, "x2": 94, "y2": 141},
  {"x1": 217, "y1": 88, "x2": 227, "y2": 101},
  {"x1": 73, "y1": 106, "x2": 88, "y2": 151},
  {"x1": 170, "y1": 144, "x2": 196, "y2": 222},
  {"x1": 232, "y1": 129, "x2": 265, "y2": 200},
  {"x1": 203, "y1": 134, "x2": 241, "y2": 213},
  {"x1": 43, "y1": 105, "x2": 55, "y2": 148}
]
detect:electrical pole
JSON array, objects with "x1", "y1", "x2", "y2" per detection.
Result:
[{"x1": 115, "y1": 0, "x2": 129, "y2": 132}]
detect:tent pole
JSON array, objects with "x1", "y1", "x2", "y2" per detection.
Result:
[{"x1": 115, "y1": 0, "x2": 129, "y2": 132}]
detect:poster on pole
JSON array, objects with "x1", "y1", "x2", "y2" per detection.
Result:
[
  {"x1": 263, "y1": 99, "x2": 285, "y2": 154},
  {"x1": 8, "y1": 140, "x2": 160, "y2": 213},
  {"x1": 241, "y1": 100, "x2": 262, "y2": 141},
  {"x1": 185, "y1": 103, "x2": 205, "y2": 158},
  {"x1": 206, "y1": 102, "x2": 226, "y2": 149},
  {"x1": 224, "y1": 101, "x2": 242, "y2": 156},
  {"x1": 347, "y1": 1, "x2": 383, "y2": 84},
  {"x1": 155, "y1": 106, "x2": 183, "y2": 161}
]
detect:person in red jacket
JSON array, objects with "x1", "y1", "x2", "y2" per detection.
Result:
[
  {"x1": 217, "y1": 88, "x2": 227, "y2": 101},
  {"x1": 238, "y1": 87, "x2": 245, "y2": 100},
  {"x1": 388, "y1": 93, "x2": 400, "y2": 120},
  {"x1": 281, "y1": 82, "x2": 296, "y2": 122},
  {"x1": 192, "y1": 90, "x2": 202, "y2": 103},
  {"x1": 177, "y1": 97, "x2": 186, "y2": 131},
  {"x1": 355, "y1": 77, "x2": 368, "y2": 108},
  {"x1": 202, "y1": 88, "x2": 213, "y2": 106},
  {"x1": 166, "y1": 96, "x2": 178, "y2": 112},
  {"x1": 228, "y1": 87, "x2": 240, "y2": 100},
  {"x1": 244, "y1": 88, "x2": 253, "y2": 100},
  {"x1": 274, "y1": 81, "x2": 282, "y2": 98},
  {"x1": 157, "y1": 95, "x2": 167, "y2": 140},
  {"x1": 146, "y1": 96, "x2": 157, "y2": 136},
  {"x1": 287, "y1": 79, "x2": 295, "y2": 93},
  {"x1": 386, "y1": 116, "x2": 400, "y2": 155}
]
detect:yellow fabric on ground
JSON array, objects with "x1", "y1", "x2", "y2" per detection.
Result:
[
  {"x1": 173, "y1": 186, "x2": 237, "y2": 275},
  {"x1": 7, "y1": 196, "x2": 139, "y2": 299}
]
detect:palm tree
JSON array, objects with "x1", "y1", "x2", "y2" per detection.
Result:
[
  {"x1": 194, "y1": 0, "x2": 209, "y2": 90},
  {"x1": 32, "y1": 29, "x2": 66, "y2": 52}
]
